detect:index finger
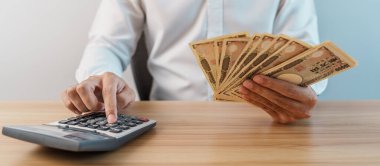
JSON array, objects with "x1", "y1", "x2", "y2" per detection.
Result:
[
  {"x1": 252, "y1": 75, "x2": 312, "y2": 102},
  {"x1": 102, "y1": 76, "x2": 118, "y2": 123}
]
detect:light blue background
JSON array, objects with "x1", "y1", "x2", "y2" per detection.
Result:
[{"x1": 315, "y1": 0, "x2": 380, "y2": 100}]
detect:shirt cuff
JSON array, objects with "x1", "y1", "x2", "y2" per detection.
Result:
[
  {"x1": 75, "y1": 47, "x2": 126, "y2": 83},
  {"x1": 310, "y1": 79, "x2": 328, "y2": 96}
]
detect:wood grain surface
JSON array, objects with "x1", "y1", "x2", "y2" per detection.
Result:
[{"x1": 0, "y1": 101, "x2": 379, "y2": 166}]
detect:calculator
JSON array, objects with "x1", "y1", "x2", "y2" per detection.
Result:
[{"x1": 2, "y1": 112, "x2": 156, "y2": 152}]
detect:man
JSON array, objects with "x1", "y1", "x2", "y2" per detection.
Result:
[{"x1": 61, "y1": 0, "x2": 327, "y2": 124}]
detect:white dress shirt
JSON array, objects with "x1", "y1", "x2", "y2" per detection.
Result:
[{"x1": 76, "y1": 0, "x2": 328, "y2": 100}]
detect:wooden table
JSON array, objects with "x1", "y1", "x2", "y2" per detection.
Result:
[{"x1": 0, "y1": 101, "x2": 379, "y2": 165}]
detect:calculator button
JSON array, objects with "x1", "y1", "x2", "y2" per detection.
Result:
[
  {"x1": 68, "y1": 121, "x2": 79, "y2": 125},
  {"x1": 123, "y1": 119, "x2": 132, "y2": 123},
  {"x1": 132, "y1": 120, "x2": 142, "y2": 124},
  {"x1": 78, "y1": 118, "x2": 87, "y2": 122},
  {"x1": 96, "y1": 120, "x2": 107, "y2": 126},
  {"x1": 127, "y1": 122, "x2": 136, "y2": 127},
  {"x1": 78, "y1": 122, "x2": 88, "y2": 127},
  {"x1": 109, "y1": 128, "x2": 122, "y2": 133},
  {"x1": 88, "y1": 124, "x2": 99, "y2": 129},
  {"x1": 117, "y1": 125, "x2": 130, "y2": 130},
  {"x1": 94, "y1": 117, "x2": 106, "y2": 122},
  {"x1": 86, "y1": 119, "x2": 97, "y2": 124},
  {"x1": 58, "y1": 120, "x2": 70, "y2": 124},
  {"x1": 98, "y1": 126, "x2": 110, "y2": 131}
]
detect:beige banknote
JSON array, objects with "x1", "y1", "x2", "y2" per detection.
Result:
[
  {"x1": 262, "y1": 41, "x2": 357, "y2": 86},
  {"x1": 238, "y1": 35, "x2": 292, "y2": 80},
  {"x1": 221, "y1": 35, "x2": 293, "y2": 98},
  {"x1": 190, "y1": 32, "x2": 249, "y2": 90},
  {"x1": 221, "y1": 35, "x2": 262, "y2": 86},
  {"x1": 221, "y1": 34, "x2": 276, "y2": 88},
  {"x1": 257, "y1": 37, "x2": 312, "y2": 74},
  {"x1": 223, "y1": 36, "x2": 311, "y2": 95},
  {"x1": 214, "y1": 91, "x2": 245, "y2": 102},
  {"x1": 217, "y1": 38, "x2": 250, "y2": 88},
  {"x1": 218, "y1": 34, "x2": 278, "y2": 93},
  {"x1": 214, "y1": 93, "x2": 234, "y2": 101},
  {"x1": 213, "y1": 33, "x2": 249, "y2": 72},
  {"x1": 230, "y1": 90, "x2": 246, "y2": 102},
  {"x1": 214, "y1": 40, "x2": 224, "y2": 71}
]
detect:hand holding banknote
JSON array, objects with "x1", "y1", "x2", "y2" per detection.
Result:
[
  {"x1": 239, "y1": 75, "x2": 316, "y2": 124},
  {"x1": 190, "y1": 32, "x2": 357, "y2": 124}
]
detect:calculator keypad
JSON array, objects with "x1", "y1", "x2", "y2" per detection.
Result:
[{"x1": 58, "y1": 112, "x2": 148, "y2": 133}]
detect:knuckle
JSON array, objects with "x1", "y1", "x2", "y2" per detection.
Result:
[
  {"x1": 252, "y1": 86, "x2": 263, "y2": 94},
  {"x1": 127, "y1": 89, "x2": 136, "y2": 101},
  {"x1": 76, "y1": 84, "x2": 87, "y2": 93},
  {"x1": 308, "y1": 95, "x2": 318, "y2": 107},
  {"x1": 63, "y1": 100, "x2": 72, "y2": 108},
  {"x1": 294, "y1": 107, "x2": 306, "y2": 115},
  {"x1": 264, "y1": 79, "x2": 273, "y2": 87},
  {"x1": 289, "y1": 104, "x2": 302, "y2": 112},
  {"x1": 103, "y1": 86, "x2": 116, "y2": 94},
  {"x1": 244, "y1": 80, "x2": 254, "y2": 90},
  {"x1": 254, "y1": 96, "x2": 267, "y2": 105},
  {"x1": 301, "y1": 107, "x2": 309, "y2": 113},
  {"x1": 277, "y1": 114, "x2": 289, "y2": 124},
  {"x1": 118, "y1": 100, "x2": 127, "y2": 108},
  {"x1": 295, "y1": 107, "x2": 311, "y2": 119},
  {"x1": 119, "y1": 92, "x2": 135, "y2": 107},
  {"x1": 285, "y1": 86, "x2": 298, "y2": 96},
  {"x1": 88, "y1": 75, "x2": 100, "y2": 80},
  {"x1": 67, "y1": 87, "x2": 77, "y2": 97},
  {"x1": 87, "y1": 103, "x2": 99, "y2": 111},
  {"x1": 103, "y1": 72, "x2": 116, "y2": 78},
  {"x1": 272, "y1": 96, "x2": 285, "y2": 106}
]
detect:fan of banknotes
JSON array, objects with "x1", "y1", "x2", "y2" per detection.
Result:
[{"x1": 189, "y1": 32, "x2": 357, "y2": 102}]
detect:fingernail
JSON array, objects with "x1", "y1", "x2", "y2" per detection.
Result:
[
  {"x1": 107, "y1": 114, "x2": 117, "y2": 123},
  {"x1": 239, "y1": 86, "x2": 248, "y2": 95},
  {"x1": 253, "y1": 75, "x2": 264, "y2": 84},
  {"x1": 243, "y1": 80, "x2": 253, "y2": 89}
]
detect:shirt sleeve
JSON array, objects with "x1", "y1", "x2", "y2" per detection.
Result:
[
  {"x1": 273, "y1": 0, "x2": 327, "y2": 95},
  {"x1": 76, "y1": 0, "x2": 144, "y2": 82}
]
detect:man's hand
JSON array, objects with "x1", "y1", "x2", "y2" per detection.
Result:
[
  {"x1": 239, "y1": 75, "x2": 317, "y2": 124},
  {"x1": 61, "y1": 72, "x2": 136, "y2": 123}
]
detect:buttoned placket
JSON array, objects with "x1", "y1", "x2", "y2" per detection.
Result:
[{"x1": 206, "y1": 0, "x2": 224, "y2": 100}]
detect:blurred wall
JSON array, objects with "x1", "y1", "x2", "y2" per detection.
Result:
[
  {"x1": 315, "y1": 0, "x2": 380, "y2": 100},
  {"x1": 0, "y1": 0, "x2": 378, "y2": 101}
]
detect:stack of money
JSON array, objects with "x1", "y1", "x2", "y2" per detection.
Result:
[{"x1": 189, "y1": 32, "x2": 358, "y2": 102}]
